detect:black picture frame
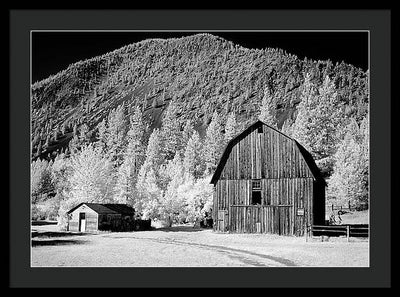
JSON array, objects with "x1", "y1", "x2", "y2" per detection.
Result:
[{"x1": 9, "y1": 9, "x2": 391, "y2": 288}]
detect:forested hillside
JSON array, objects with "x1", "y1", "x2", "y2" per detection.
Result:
[{"x1": 30, "y1": 33, "x2": 369, "y2": 227}]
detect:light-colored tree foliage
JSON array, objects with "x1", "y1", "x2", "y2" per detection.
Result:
[
  {"x1": 160, "y1": 100, "x2": 181, "y2": 161},
  {"x1": 69, "y1": 123, "x2": 91, "y2": 155},
  {"x1": 327, "y1": 117, "x2": 369, "y2": 206},
  {"x1": 135, "y1": 167, "x2": 163, "y2": 220},
  {"x1": 258, "y1": 87, "x2": 276, "y2": 128},
  {"x1": 311, "y1": 76, "x2": 345, "y2": 159},
  {"x1": 183, "y1": 130, "x2": 204, "y2": 179},
  {"x1": 57, "y1": 144, "x2": 115, "y2": 229},
  {"x1": 31, "y1": 158, "x2": 53, "y2": 203},
  {"x1": 135, "y1": 129, "x2": 164, "y2": 216},
  {"x1": 291, "y1": 73, "x2": 319, "y2": 154},
  {"x1": 105, "y1": 104, "x2": 128, "y2": 165},
  {"x1": 292, "y1": 74, "x2": 345, "y2": 176},
  {"x1": 95, "y1": 104, "x2": 128, "y2": 165},
  {"x1": 224, "y1": 112, "x2": 238, "y2": 144},
  {"x1": 203, "y1": 111, "x2": 224, "y2": 175},
  {"x1": 180, "y1": 119, "x2": 195, "y2": 156},
  {"x1": 158, "y1": 154, "x2": 186, "y2": 226},
  {"x1": 114, "y1": 107, "x2": 146, "y2": 204},
  {"x1": 184, "y1": 175, "x2": 214, "y2": 223}
]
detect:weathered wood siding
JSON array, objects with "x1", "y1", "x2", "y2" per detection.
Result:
[
  {"x1": 219, "y1": 125, "x2": 313, "y2": 180},
  {"x1": 229, "y1": 205, "x2": 292, "y2": 235},
  {"x1": 98, "y1": 213, "x2": 123, "y2": 231},
  {"x1": 213, "y1": 122, "x2": 321, "y2": 236},
  {"x1": 67, "y1": 204, "x2": 98, "y2": 232},
  {"x1": 215, "y1": 177, "x2": 313, "y2": 235}
]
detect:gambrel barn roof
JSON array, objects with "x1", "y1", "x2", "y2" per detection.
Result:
[
  {"x1": 210, "y1": 120, "x2": 326, "y2": 186},
  {"x1": 67, "y1": 203, "x2": 135, "y2": 215}
]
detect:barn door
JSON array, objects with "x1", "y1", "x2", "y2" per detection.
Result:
[
  {"x1": 79, "y1": 212, "x2": 86, "y2": 232},
  {"x1": 217, "y1": 210, "x2": 228, "y2": 232}
]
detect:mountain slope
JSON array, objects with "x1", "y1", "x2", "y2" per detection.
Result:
[{"x1": 31, "y1": 33, "x2": 369, "y2": 160}]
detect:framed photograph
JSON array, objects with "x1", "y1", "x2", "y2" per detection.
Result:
[{"x1": 9, "y1": 9, "x2": 391, "y2": 288}]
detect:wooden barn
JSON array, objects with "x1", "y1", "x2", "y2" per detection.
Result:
[
  {"x1": 67, "y1": 203, "x2": 142, "y2": 232},
  {"x1": 210, "y1": 120, "x2": 326, "y2": 236}
]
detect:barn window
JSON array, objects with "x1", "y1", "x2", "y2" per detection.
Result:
[
  {"x1": 257, "y1": 126, "x2": 263, "y2": 133},
  {"x1": 252, "y1": 180, "x2": 261, "y2": 190}
]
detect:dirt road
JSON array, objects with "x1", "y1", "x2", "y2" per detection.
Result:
[{"x1": 31, "y1": 225, "x2": 369, "y2": 267}]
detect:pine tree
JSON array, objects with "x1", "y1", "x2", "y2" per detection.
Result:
[
  {"x1": 96, "y1": 118, "x2": 108, "y2": 151},
  {"x1": 114, "y1": 107, "x2": 146, "y2": 204},
  {"x1": 36, "y1": 141, "x2": 42, "y2": 157},
  {"x1": 31, "y1": 158, "x2": 53, "y2": 203},
  {"x1": 45, "y1": 134, "x2": 50, "y2": 147},
  {"x1": 281, "y1": 118, "x2": 294, "y2": 136},
  {"x1": 258, "y1": 87, "x2": 277, "y2": 128},
  {"x1": 291, "y1": 73, "x2": 318, "y2": 153},
  {"x1": 160, "y1": 101, "x2": 181, "y2": 161},
  {"x1": 114, "y1": 160, "x2": 135, "y2": 205},
  {"x1": 224, "y1": 112, "x2": 238, "y2": 144},
  {"x1": 181, "y1": 119, "x2": 195, "y2": 155},
  {"x1": 106, "y1": 104, "x2": 128, "y2": 165},
  {"x1": 135, "y1": 129, "x2": 164, "y2": 218},
  {"x1": 312, "y1": 75, "x2": 344, "y2": 159},
  {"x1": 327, "y1": 120, "x2": 368, "y2": 207},
  {"x1": 73, "y1": 123, "x2": 78, "y2": 137},
  {"x1": 136, "y1": 129, "x2": 163, "y2": 192},
  {"x1": 125, "y1": 107, "x2": 146, "y2": 173},
  {"x1": 359, "y1": 115, "x2": 369, "y2": 204},
  {"x1": 69, "y1": 123, "x2": 91, "y2": 154},
  {"x1": 292, "y1": 74, "x2": 343, "y2": 163},
  {"x1": 183, "y1": 130, "x2": 204, "y2": 179},
  {"x1": 203, "y1": 111, "x2": 224, "y2": 175}
]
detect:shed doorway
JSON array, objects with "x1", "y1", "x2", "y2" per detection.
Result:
[{"x1": 79, "y1": 212, "x2": 86, "y2": 232}]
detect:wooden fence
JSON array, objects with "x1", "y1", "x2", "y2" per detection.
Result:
[
  {"x1": 306, "y1": 224, "x2": 369, "y2": 241},
  {"x1": 326, "y1": 202, "x2": 369, "y2": 213}
]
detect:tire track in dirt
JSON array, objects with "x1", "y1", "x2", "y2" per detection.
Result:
[{"x1": 105, "y1": 235, "x2": 297, "y2": 267}]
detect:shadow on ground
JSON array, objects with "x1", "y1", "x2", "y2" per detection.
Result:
[
  {"x1": 31, "y1": 239, "x2": 87, "y2": 247},
  {"x1": 155, "y1": 226, "x2": 210, "y2": 233},
  {"x1": 32, "y1": 231, "x2": 91, "y2": 238},
  {"x1": 31, "y1": 220, "x2": 58, "y2": 226}
]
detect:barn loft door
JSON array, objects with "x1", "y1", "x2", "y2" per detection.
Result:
[
  {"x1": 79, "y1": 212, "x2": 86, "y2": 232},
  {"x1": 251, "y1": 180, "x2": 262, "y2": 205}
]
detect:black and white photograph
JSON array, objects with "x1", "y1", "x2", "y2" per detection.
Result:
[{"x1": 29, "y1": 29, "x2": 371, "y2": 268}]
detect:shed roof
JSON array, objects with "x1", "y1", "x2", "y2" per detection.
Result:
[
  {"x1": 210, "y1": 120, "x2": 326, "y2": 185},
  {"x1": 67, "y1": 203, "x2": 135, "y2": 215}
]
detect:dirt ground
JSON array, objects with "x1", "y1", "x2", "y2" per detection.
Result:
[{"x1": 31, "y1": 223, "x2": 369, "y2": 267}]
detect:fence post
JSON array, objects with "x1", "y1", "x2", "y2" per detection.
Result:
[
  {"x1": 332, "y1": 204, "x2": 334, "y2": 211},
  {"x1": 305, "y1": 224, "x2": 308, "y2": 242},
  {"x1": 348, "y1": 200, "x2": 351, "y2": 211},
  {"x1": 347, "y1": 225, "x2": 350, "y2": 242}
]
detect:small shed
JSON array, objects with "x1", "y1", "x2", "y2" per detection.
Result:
[
  {"x1": 210, "y1": 120, "x2": 326, "y2": 236},
  {"x1": 67, "y1": 203, "x2": 138, "y2": 232}
]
